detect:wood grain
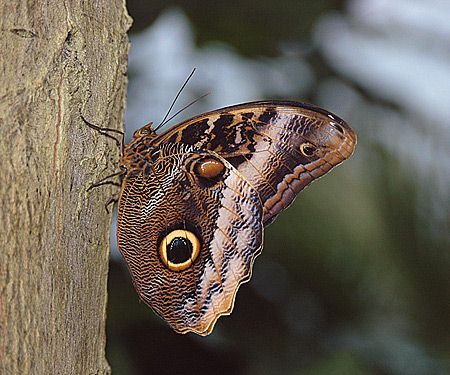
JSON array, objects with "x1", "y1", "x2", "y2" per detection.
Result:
[{"x1": 0, "y1": 1, "x2": 131, "y2": 373}]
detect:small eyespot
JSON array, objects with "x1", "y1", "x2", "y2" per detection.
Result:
[
  {"x1": 191, "y1": 157, "x2": 226, "y2": 187},
  {"x1": 194, "y1": 158, "x2": 225, "y2": 179},
  {"x1": 300, "y1": 143, "x2": 317, "y2": 157},
  {"x1": 159, "y1": 229, "x2": 200, "y2": 271}
]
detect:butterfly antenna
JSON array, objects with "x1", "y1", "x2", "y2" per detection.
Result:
[
  {"x1": 155, "y1": 93, "x2": 209, "y2": 131},
  {"x1": 156, "y1": 68, "x2": 197, "y2": 131}
]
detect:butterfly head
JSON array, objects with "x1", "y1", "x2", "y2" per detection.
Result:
[{"x1": 133, "y1": 122, "x2": 157, "y2": 139}]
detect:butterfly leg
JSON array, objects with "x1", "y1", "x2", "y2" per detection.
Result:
[
  {"x1": 86, "y1": 169, "x2": 126, "y2": 192},
  {"x1": 81, "y1": 113, "x2": 124, "y2": 152},
  {"x1": 87, "y1": 169, "x2": 126, "y2": 213},
  {"x1": 105, "y1": 194, "x2": 119, "y2": 214}
]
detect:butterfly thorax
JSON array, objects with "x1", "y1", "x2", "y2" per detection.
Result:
[{"x1": 121, "y1": 123, "x2": 158, "y2": 171}]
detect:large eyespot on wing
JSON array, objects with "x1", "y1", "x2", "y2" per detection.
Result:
[
  {"x1": 154, "y1": 100, "x2": 356, "y2": 226},
  {"x1": 117, "y1": 143, "x2": 263, "y2": 336}
]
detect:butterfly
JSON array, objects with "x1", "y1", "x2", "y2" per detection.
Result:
[{"x1": 116, "y1": 100, "x2": 356, "y2": 335}]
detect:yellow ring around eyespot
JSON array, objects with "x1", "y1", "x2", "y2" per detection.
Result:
[{"x1": 159, "y1": 229, "x2": 200, "y2": 271}]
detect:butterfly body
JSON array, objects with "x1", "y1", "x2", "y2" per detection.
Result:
[{"x1": 117, "y1": 101, "x2": 356, "y2": 335}]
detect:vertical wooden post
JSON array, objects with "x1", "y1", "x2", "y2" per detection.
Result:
[{"x1": 0, "y1": 1, "x2": 131, "y2": 373}]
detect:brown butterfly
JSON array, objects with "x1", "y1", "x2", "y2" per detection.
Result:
[{"x1": 117, "y1": 101, "x2": 356, "y2": 335}]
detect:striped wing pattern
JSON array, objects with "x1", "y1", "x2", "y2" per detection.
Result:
[{"x1": 118, "y1": 143, "x2": 263, "y2": 335}]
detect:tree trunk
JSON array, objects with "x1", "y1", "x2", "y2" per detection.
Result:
[{"x1": 0, "y1": 1, "x2": 131, "y2": 373}]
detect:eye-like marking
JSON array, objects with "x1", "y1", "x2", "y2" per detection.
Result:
[
  {"x1": 194, "y1": 158, "x2": 225, "y2": 179},
  {"x1": 300, "y1": 143, "x2": 317, "y2": 157},
  {"x1": 159, "y1": 229, "x2": 200, "y2": 271},
  {"x1": 190, "y1": 157, "x2": 226, "y2": 187}
]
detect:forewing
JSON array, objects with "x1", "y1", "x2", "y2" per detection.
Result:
[{"x1": 155, "y1": 101, "x2": 356, "y2": 225}]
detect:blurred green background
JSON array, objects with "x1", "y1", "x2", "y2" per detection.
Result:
[{"x1": 107, "y1": 1, "x2": 450, "y2": 374}]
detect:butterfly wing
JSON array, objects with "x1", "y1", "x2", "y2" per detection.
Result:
[
  {"x1": 118, "y1": 100, "x2": 356, "y2": 335},
  {"x1": 117, "y1": 142, "x2": 263, "y2": 335},
  {"x1": 155, "y1": 101, "x2": 357, "y2": 225}
]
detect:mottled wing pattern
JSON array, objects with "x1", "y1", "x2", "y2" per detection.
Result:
[
  {"x1": 117, "y1": 142, "x2": 263, "y2": 335},
  {"x1": 156, "y1": 101, "x2": 357, "y2": 225}
]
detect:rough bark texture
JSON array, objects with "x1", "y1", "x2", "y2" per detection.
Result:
[{"x1": 0, "y1": 1, "x2": 132, "y2": 373}]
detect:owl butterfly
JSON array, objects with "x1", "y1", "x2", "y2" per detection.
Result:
[{"x1": 117, "y1": 101, "x2": 356, "y2": 335}]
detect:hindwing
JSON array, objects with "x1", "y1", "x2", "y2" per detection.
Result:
[{"x1": 117, "y1": 142, "x2": 263, "y2": 335}]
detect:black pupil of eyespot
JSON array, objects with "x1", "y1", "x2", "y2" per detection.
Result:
[
  {"x1": 303, "y1": 145, "x2": 316, "y2": 156},
  {"x1": 167, "y1": 237, "x2": 193, "y2": 264}
]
